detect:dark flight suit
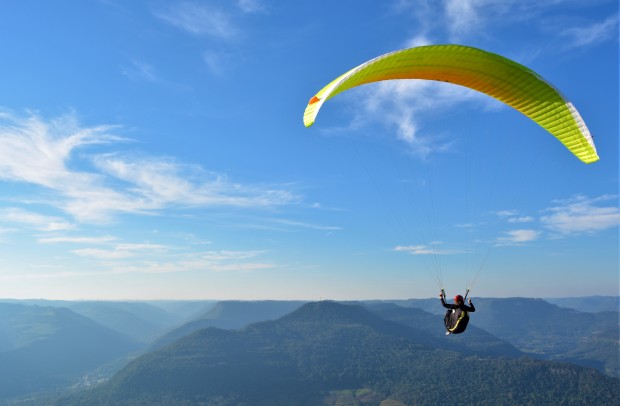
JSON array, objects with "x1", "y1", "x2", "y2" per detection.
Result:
[{"x1": 441, "y1": 297, "x2": 475, "y2": 334}]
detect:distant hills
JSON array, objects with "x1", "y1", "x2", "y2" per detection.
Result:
[
  {"x1": 58, "y1": 301, "x2": 619, "y2": 405},
  {"x1": 0, "y1": 297, "x2": 616, "y2": 404},
  {"x1": 150, "y1": 300, "x2": 305, "y2": 351},
  {"x1": 0, "y1": 303, "x2": 141, "y2": 400},
  {"x1": 544, "y1": 295, "x2": 619, "y2": 313},
  {"x1": 459, "y1": 298, "x2": 619, "y2": 377},
  {"x1": 0, "y1": 300, "x2": 209, "y2": 403},
  {"x1": 0, "y1": 299, "x2": 208, "y2": 343},
  {"x1": 394, "y1": 296, "x2": 619, "y2": 377},
  {"x1": 366, "y1": 302, "x2": 524, "y2": 358}
]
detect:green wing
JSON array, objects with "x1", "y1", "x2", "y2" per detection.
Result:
[{"x1": 304, "y1": 44, "x2": 598, "y2": 164}]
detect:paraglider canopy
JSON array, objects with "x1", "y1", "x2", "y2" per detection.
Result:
[{"x1": 304, "y1": 44, "x2": 598, "y2": 164}]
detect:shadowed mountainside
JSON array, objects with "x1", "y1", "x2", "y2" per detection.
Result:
[
  {"x1": 57, "y1": 301, "x2": 619, "y2": 405},
  {"x1": 0, "y1": 303, "x2": 141, "y2": 400},
  {"x1": 149, "y1": 300, "x2": 306, "y2": 350}
]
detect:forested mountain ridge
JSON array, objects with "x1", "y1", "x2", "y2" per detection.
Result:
[
  {"x1": 0, "y1": 299, "x2": 202, "y2": 344},
  {"x1": 66, "y1": 301, "x2": 182, "y2": 343},
  {"x1": 1, "y1": 297, "x2": 616, "y2": 404},
  {"x1": 150, "y1": 300, "x2": 305, "y2": 351},
  {"x1": 57, "y1": 301, "x2": 619, "y2": 406},
  {"x1": 464, "y1": 298, "x2": 619, "y2": 377},
  {"x1": 366, "y1": 303, "x2": 524, "y2": 358},
  {"x1": 397, "y1": 296, "x2": 619, "y2": 377}
]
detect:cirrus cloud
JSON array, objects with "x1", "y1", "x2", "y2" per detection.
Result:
[
  {"x1": 0, "y1": 111, "x2": 300, "y2": 224},
  {"x1": 541, "y1": 194, "x2": 620, "y2": 235},
  {"x1": 495, "y1": 229, "x2": 541, "y2": 246},
  {"x1": 154, "y1": 2, "x2": 238, "y2": 39},
  {"x1": 394, "y1": 243, "x2": 465, "y2": 255}
]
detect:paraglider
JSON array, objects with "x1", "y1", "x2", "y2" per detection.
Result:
[
  {"x1": 303, "y1": 44, "x2": 598, "y2": 164},
  {"x1": 440, "y1": 290, "x2": 475, "y2": 335},
  {"x1": 303, "y1": 44, "x2": 599, "y2": 334}
]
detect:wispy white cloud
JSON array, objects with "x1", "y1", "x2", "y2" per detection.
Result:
[
  {"x1": 492, "y1": 194, "x2": 619, "y2": 242},
  {"x1": 394, "y1": 243, "x2": 464, "y2": 255},
  {"x1": 120, "y1": 59, "x2": 159, "y2": 82},
  {"x1": 444, "y1": 0, "x2": 482, "y2": 40},
  {"x1": 495, "y1": 229, "x2": 540, "y2": 246},
  {"x1": 93, "y1": 154, "x2": 299, "y2": 209},
  {"x1": 153, "y1": 1, "x2": 268, "y2": 75},
  {"x1": 353, "y1": 79, "x2": 489, "y2": 158},
  {"x1": 37, "y1": 233, "x2": 169, "y2": 260},
  {"x1": 154, "y1": 2, "x2": 237, "y2": 39},
  {"x1": 72, "y1": 243, "x2": 168, "y2": 260},
  {"x1": 272, "y1": 218, "x2": 342, "y2": 232},
  {"x1": 496, "y1": 210, "x2": 519, "y2": 217},
  {"x1": 202, "y1": 51, "x2": 228, "y2": 75},
  {"x1": 237, "y1": 0, "x2": 267, "y2": 14},
  {"x1": 108, "y1": 249, "x2": 273, "y2": 274},
  {"x1": 508, "y1": 216, "x2": 534, "y2": 223},
  {"x1": 0, "y1": 111, "x2": 123, "y2": 188},
  {"x1": 39, "y1": 233, "x2": 264, "y2": 273},
  {"x1": 404, "y1": 35, "x2": 433, "y2": 49},
  {"x1": 37, "y1": 235, "x2": 117, "y2": 244},
  {"x1": 154, "y1": 0, "x2": 267, "y2": 38},
  {"x1": 0, "y1": 227, "x2": 16, "y2": 235},
  {"x1": 496, "y1": 210, "x2": 534, "y2": 223},
  {"x1": 395, "y1": 1, "x2": 475, "y2": 45},
  {"x1": 0, "y1": 207, "x2": 74, "y2": 231},
  {"x1": 0, "y1": 111, "x2": 300, "y2": 224},
  {"x1": 0, "y1": 269, "x2": 100, "y2": 281},
  {"x1": 560, "y1": 14, "x2": 619, "y2": 48},
  {"x1": 398, "y1": 0, "x2": 615, "y2": 51},
  {"x1": 455, "y1": 223, "x2": 476, "y2": 229},
  {"x1": 442, "y1": 0, "x2": 575, "y2": 41},
  {"x1": 72, "y1": 248, "x2": 135, "y2": 259},
  {"x1": 541, "y1": 194, "x2": 620, "y2": 235},
  {"x1": 394, "y1": 245, "x2": 434, "y2": 255},
  {"x1": 1, "y1": 243, "x2": 274, "y2": 277}
]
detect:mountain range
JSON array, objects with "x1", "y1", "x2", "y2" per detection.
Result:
[
  {"x1": 0, "y1": 303, "x2": 140, "y2": 400},
  {"x1": 0, "y1": 296, "x2": 616, "y2": 404},
  {"x1": 57, "y1": 301, "x2": 619, "y2": 405}
]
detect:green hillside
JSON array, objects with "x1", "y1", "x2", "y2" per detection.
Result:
[
  {"x1": 150, "y1": 300, "x2": 306, "y2": 350},
  {"x1": 59, "y1": 301, "x2": 619, "y2": 405},
  {"x1": 467, "y1": 298, "x2": 619, "y2": 377}
]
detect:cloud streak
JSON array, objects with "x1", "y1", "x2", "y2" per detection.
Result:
[
  {"x1": 152, "y1": 1, "x2": 269, "y2": 76},
  {"x1": 495, "y1": 229, "x2": 540, "y2": 246},
  {"x1": 38, "y1": 236, "x2": 117, "y2": 244},
  {"x1": 352, "y1": 78, "x2": 490, "y2": 158},
  {"x1": 0, "y1": 249, "x2": 274, "y2": 281},
  {"x1": 154, "y1": 2, "x2": 238, "y2": 39},
  {"x1": 541, "y1": 194, "x2": 620, "y2": 235},
  {"x1": 0, "y1": 111, "x2": 122, "y2": 188},
  {"x1": 0, "y1": 111, "x2": 299, "y2": 224},
  {"x1": 561, "y1": 14, "x2": 619, "y2": 49},
  {"x1": 107, "y1": 249, "x2": 274, "y2": 274},
  {"x1": 491, "y1": 194, "x2": 619, "y2": 244},
  {"x1": 121, "y1": 59, "x2": 159, "y2": 82},
  {"x1": 394, "y1": 243, "x2": 465, "y2": 255},
  {"x1": 72, "y1": 243, "x2": 168, "y2": 260},
  {"x1": 0, "y1": 207, "x2": 74, "y2": 231}
]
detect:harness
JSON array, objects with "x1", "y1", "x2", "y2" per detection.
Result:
[{"x1": 442, "y1": 289, "x2": 471, "y2": 334}]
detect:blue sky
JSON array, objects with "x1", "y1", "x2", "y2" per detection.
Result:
[{"x1": 0, "y1": 0, "x2": 617, "y2": 300}]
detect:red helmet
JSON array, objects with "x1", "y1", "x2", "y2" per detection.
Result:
[{"x1": 454, "y1": 295, "x2": 464, "y2": 303}]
